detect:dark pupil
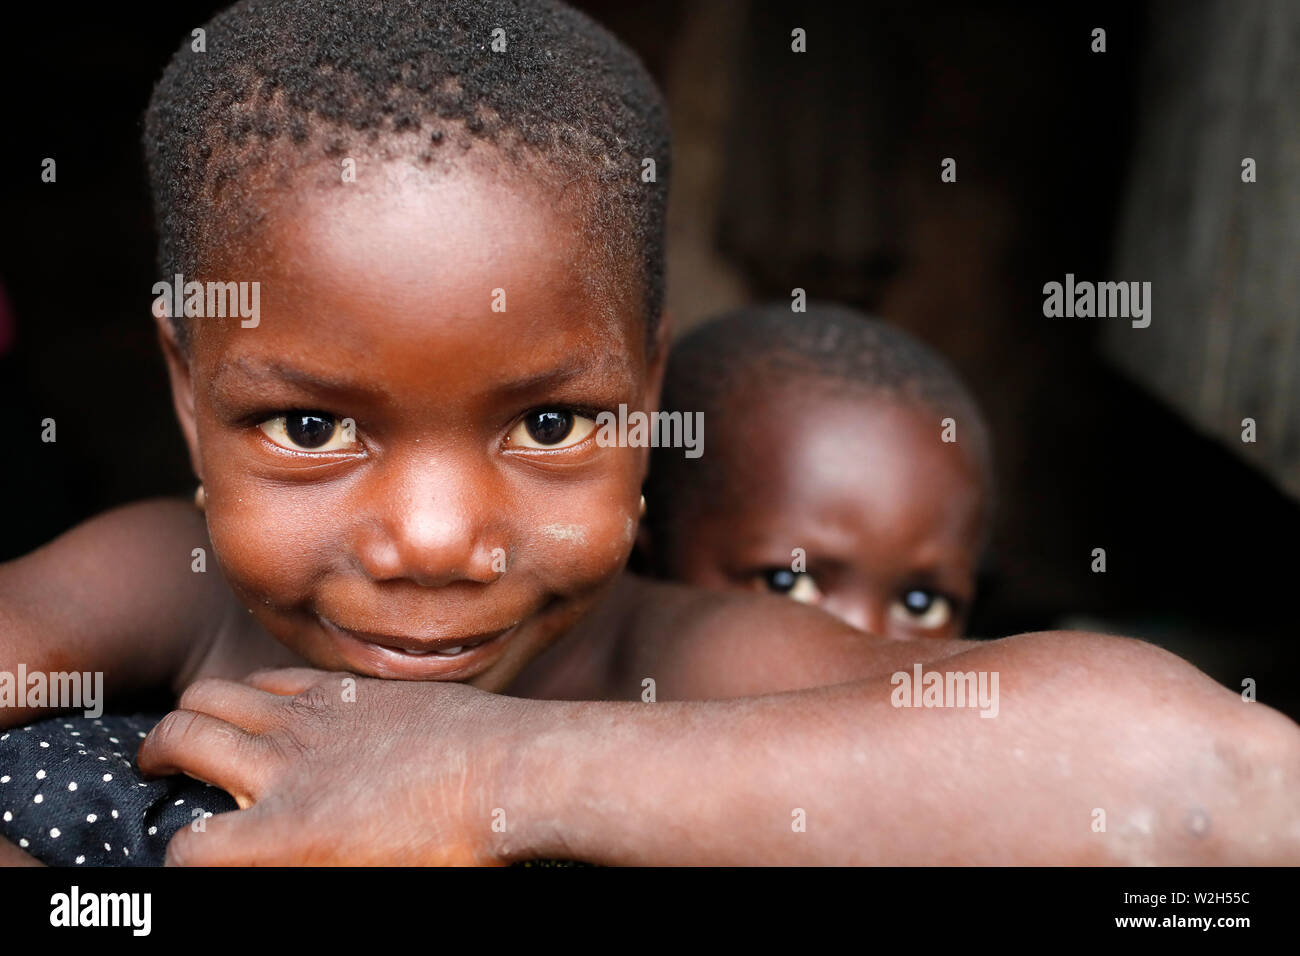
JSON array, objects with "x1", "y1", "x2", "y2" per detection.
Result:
[
  {"x1": 903, "y1": 589, "x2": 934, "y2": 614},
  {"x1": 765, "y1": 569, "x2": 797, "y2": 593},
  {"x1": 526, "y1": 410, "x2": 573, "y2": 445},
  {"x1": 286, "y1": 413, "x2": 336, "y2": 448}
]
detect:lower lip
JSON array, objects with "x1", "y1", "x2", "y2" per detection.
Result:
[{"x1": 317, "y1": 617, "x2": 517, "y2": 680}]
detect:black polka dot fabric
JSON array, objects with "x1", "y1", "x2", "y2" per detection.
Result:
[{"x1": 0, "y1": 714, "x2": 237, "y2": 866}]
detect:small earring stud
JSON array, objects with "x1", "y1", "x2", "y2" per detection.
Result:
[
  {"x1": 638, "y1": 493, "x2": 646, "y2": 518},
  {"x1": 194, "y1": 484, "x2": 207, "y2": 511}
]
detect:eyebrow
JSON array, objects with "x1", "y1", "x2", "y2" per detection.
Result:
[
  {"x1": 494, "y1": 352, "x2": 631, "y2": 399},
  {"x1": 209, "y1": 357, "x2": 388, "y2": 400},
  {"x1": 208, "y1": 350, "x2": 631, "y2": 404}
]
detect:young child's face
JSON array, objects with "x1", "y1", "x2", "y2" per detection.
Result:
[
  {"x1": 661, "y1": 387, "x2": 987, "y2": 640},
  {"x1": 160, "y1": 161, "x2": 659, "y2": 691}
]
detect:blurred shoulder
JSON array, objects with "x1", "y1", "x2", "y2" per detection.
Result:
[{"x1": 612, "y1": 574, "x2": 968, "y2": 699}]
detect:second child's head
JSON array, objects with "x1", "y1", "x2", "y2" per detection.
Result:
[
  {"x1": 644, "y1": 304, "x2": 993, "y2": 640},
  {"x1": 145, "y1": 0, "x2": 670, "y2": 689}
]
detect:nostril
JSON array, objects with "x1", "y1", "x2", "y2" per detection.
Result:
[{"x1": 351, "y1": 531, "x2": 407, "y2": 582}]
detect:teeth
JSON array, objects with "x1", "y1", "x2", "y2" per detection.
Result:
[{"x1": 392, "y1": 644, "x2": 466, "y2": 657}]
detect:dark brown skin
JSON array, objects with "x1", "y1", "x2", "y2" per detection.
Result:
[
  {"x1": 158, "y1": 160, "x2": 656, "y2": 693},
  {"x1": 653, "y1": 386, "x2": 987, "y2": 639},
  {"x1": 135, "y1": 642, "x2": 1300, "y2": 865},
  {"x1": 3, "y1": 157, "x2": 1299, "y2": 864}
]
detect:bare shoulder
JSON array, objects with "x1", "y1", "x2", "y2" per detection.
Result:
[{"x1": 610, "y1": 575, "x2": 971, "y2": 700}]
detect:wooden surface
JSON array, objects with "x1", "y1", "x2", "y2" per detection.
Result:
[{"x1": 1104, "y1": 0, "x2": 1300, "y2": 501}]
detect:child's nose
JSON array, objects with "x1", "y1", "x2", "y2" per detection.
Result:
[
  {"x1": 828, "y1": 595, "x2": 885, "y2": 638},
  {"x1": 352, "y1": 455, "x2": 506, "y2": 587}
]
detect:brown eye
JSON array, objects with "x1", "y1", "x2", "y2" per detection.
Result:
[
  {"x1": 526, "y1": 410, "x2": 573, "y2": 445},
  {"x1": 259, "y1": 412, "x2": 353, "y2": 452},
  {"x1": 889, "y1": 589, "x2": 954, "y2": 631},
  {"x1": 286, "y1": 413, "x2": 336, "y2": 448},
  {"x1": 758, "y1": 569, "x2": 822, "y2": 604},
  {"x1": 506, "y1": 409, "x2": 597, "y2": 450}
]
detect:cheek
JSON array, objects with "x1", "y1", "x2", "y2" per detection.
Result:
[
  {"x1": 522, "y1": 480, "x2": 641, "y2": 592},
  {"x1": 194, "y1": 406, "x2": 358, "y2": 606},
  {"x1": 203, "y1": 481, "x2": 344, "y2": 608}
]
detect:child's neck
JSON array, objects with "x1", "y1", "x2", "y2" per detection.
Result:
[{"x1": 504, "y1": 574, "x2": 636, "y2": 701}]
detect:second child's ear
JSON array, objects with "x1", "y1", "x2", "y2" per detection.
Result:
[{"x1": 153, "y1": 304, "x2": 204, "y2": 484}]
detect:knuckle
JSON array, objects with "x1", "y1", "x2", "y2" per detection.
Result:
[
  {"x1": 294, "y1": 682, "x2": 334, "y2": 714},
  {"x1": 151, "y1": 709, "x2": 199, "y2": 749},
  {"x1": 178, "y1": 677, "x2": 225, "y2": 711},
  {"x1": 245, "y1": 667, "x2": 285, "y2": 687},
  {"x1": 264, "y1": 729, "x2": 306, "y2": 765}
]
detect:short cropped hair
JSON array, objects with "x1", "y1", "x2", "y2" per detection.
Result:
[
  {"x1": 144, "y1": 0, "x2": 671, "y2": 346},
  {"x1": 645, "y1": 302, "x2": 993, "y2": 554}
]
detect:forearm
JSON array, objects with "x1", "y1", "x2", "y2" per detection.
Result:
[
  {"x1": 513, "y1": 682, "x2": 1083, "y2": 865},
  {"x1": 507, "y1": 632, "x2": 1300, "y2": 865}
]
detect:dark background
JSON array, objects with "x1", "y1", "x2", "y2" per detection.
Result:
[{"x1": 2, "y1": 1, "x2": 1297, "y2": 714}]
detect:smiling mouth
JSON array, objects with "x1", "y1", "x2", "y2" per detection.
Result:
[
  {"x1": 393, "y1": 645, "x2": 468, "y2": 657},
  {"x1": 354, "y1": 631, "x2": 499, "y2": 657},
  {"x1": 316, "y1": 616, "x2": 520, "y2": 677}
]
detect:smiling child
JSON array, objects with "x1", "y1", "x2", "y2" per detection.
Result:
[{"x1": 2, "y1": 0, "x2": 1298, "y2": 867}]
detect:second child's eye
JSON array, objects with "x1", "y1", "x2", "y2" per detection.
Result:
[
  {"x1": 259, "y1": 412, "x2": 353, "y2": 452},
  {"x1": 889, "y1": 589, "x2": 954, "y2": 631},
  {"x1": 506, "y1": 409, "x2": 597, "y2": 450},
  {"x1": 759, "y1": 568, "x2": 823, "y2": 605}
]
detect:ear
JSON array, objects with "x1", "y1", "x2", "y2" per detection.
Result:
[{"x1": 153, "y1": 303, "x2": 203, "y2": 483}]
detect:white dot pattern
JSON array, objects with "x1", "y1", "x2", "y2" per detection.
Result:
[{"x1": 0, "y1": 714, "x2": 236, "y2": 866}]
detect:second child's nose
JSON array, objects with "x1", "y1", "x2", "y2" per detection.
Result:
[{"x1": 826, "y1": 594, "x2": 885, "y2": 638}]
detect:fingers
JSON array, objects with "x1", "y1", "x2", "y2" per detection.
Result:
[
  {"x1": 164, "y1": 805, "x2": 289, "y2": 866},
  {"x1": 179, "y1": 677, "x2": 284, "y2": 732},
  {"x1": 166, "y1": 803, "x2": 337, "y2": 866},
  {"x1": 243, "y1": 667, "x2": 332, "y2": 696},
  {"x1": 137, "y1": 710, "x2": 267, "y2": 809}
]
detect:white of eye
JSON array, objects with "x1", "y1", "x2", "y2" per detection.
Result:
[
  {"x1": 786, "y1": 573, "x2": 823, "y2": 605},
  {"x1": 258, "y1": 415, "x2": 355, "y2": 453},
  {"x1": 889, "y1": 593, "x2": 953, "y2": 630},
  {"x1": 505, "y1": 412, "x2": 597, "y2": 450}
]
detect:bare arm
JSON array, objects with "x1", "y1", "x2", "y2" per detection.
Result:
[
  {"x1": 0, "y1": 836, "x2": 42, "y2": 867},
  {"x1": 139, "y1": 625, "x2": 1300, "y2": 865},
  {"x1": 0, "y1": 498, "x2": 240, "y2": 728},
  {"x1": 507, "y1": 630, "x2": 1300, "y2": 864}
]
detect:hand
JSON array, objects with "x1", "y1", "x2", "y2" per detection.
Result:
[{"x1": 137, "y1": 668, "x2": 544, "y2": 865}]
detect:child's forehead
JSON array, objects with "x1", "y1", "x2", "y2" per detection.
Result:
[
  {"x1": 229, "y1": 156, "x2": 584, "y2": 269},
  {"x1": 197, "y1": 158, "x2": 640, "y2": 353},
  {"x1": 725, "y1": 379, "x2": 930, "y2": 438},
  {"x1": 715, "y1": 384, "x2": 986, "y2": 499},
  {"x1": 698, "y1": 390, "x2": 988, "y2": 564}
]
